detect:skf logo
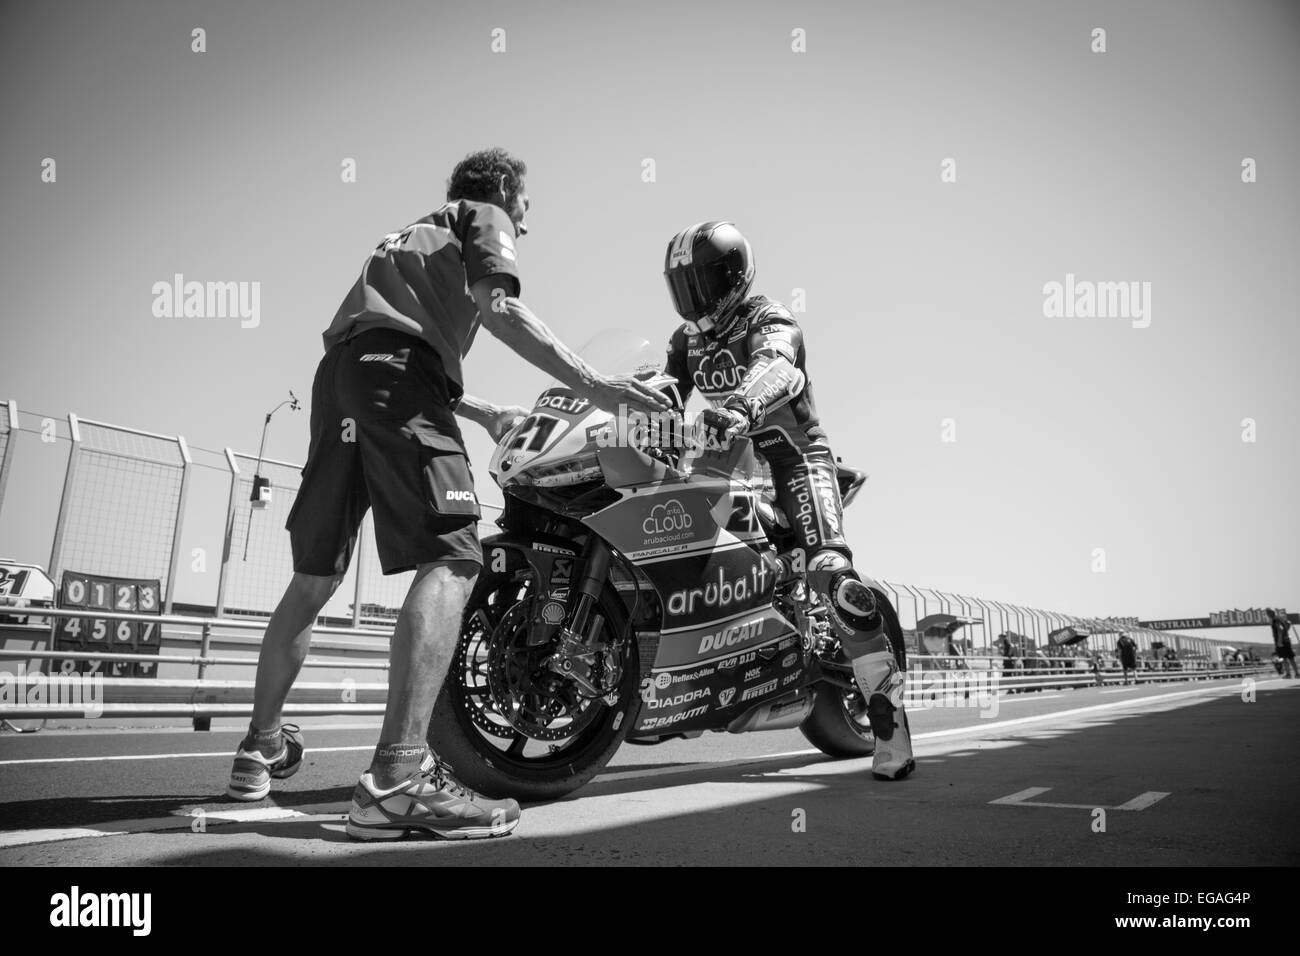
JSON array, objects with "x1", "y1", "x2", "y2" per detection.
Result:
[
  {"x1": 444, "y1": 490, "x2": 476, "y2": 502},
  {"x1": 359, "y1": 353, "x2": 394, "y2": 362}
]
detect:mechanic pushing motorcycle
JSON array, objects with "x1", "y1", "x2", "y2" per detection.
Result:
[{"x1": 661, "y1": 221, "x2": 915, "y2": 780}]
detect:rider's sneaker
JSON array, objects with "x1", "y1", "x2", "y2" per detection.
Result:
[
  {"x1": 345, "y1": 751, "x2": 521, "y2": 841},
  {"x1": 869, "y1": 698, "x2": 916, "y2": 780},
  {"x1": 226, "y1": 724, "x2": 305, "y2": 801}
]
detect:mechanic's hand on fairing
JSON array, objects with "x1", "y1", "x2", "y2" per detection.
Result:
[
  {"x1": 588, "y1": 374, "x2": 672, "y2": 416},
  {"x1": 486, "y1": 405, "x2": 531, "y2": 443}
]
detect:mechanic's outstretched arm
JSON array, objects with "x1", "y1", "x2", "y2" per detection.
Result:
[
  {"x1": 471, "y1": 276, "x2": 669, "y2": 415},
  {"x1": 455, "y1": 395, "x2": 530, "y2": 442}
]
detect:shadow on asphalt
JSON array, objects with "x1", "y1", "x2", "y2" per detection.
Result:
[{"x1": 6, "y1": 684, "x2": 1299, "y2": 865}]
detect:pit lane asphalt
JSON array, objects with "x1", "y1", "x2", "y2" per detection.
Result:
[{"x1": 2, "y1": 678, "x2": 1296, "y2": 866}]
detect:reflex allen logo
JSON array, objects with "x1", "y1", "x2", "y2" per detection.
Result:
[{"x1": 50, "y1": 886, "x2": 151, "y2": 936}]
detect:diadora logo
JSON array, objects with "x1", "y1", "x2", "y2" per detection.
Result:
[
  {"x1": 718, "y1": 687, "x2": 736, "y2": 707},
  {"x1": 692, "y1": 350, "x2": 746, "y2": 393},
  {"x1": 697, "y1": 615, "x2": 766, "y2": 654},
  {"x1": 668, "y1": 564, "x2": 772, "y2": 619},
  {"x1": 644, "y1": 687, "x2": 711, "y2": 711},
  {"x1": 741, "y1": 678, "x2": 778, "y2": 702},
  {"x1": 359, "y1": 353, "x2": 394, "y2": 362},
  {"x1": 444, "y1": 490, "x2": 476, "y2": 502},
  {"x1": 643, "y1": 499, "x2": 694, "y2": 537}
]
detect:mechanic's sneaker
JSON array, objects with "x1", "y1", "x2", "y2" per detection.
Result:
[
  {"x1": 346, "y1": 752, "x2": 521, "y2": 841},
  {"x1": 225, "y1": 724, "x2": 305, "y2": 801},
  {"x1": 869, "y1": 698, "x2": 915, "y2": 781}
]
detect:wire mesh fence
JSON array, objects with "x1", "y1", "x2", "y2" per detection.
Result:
[
  {"x1": 216, "y1": 453, "x2": 303, "y2": 617},
  {"x1": 48, "y1": 417, "x2": 188, "y2": 611},
  {"x1": 0, "y1": 399, "x2": 1261, "y2": 662}
]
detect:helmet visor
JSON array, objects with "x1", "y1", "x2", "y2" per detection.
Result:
[{"x1": 665, "y1": 259, "x2": 736, "y2": 323}]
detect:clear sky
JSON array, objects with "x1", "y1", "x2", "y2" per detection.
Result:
[{"x1": 1, "y1": 0, "x2": 1296, "y2": 646}]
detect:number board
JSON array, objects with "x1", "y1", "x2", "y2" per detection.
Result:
[{"x1": 54, "y1": 571, "x2": 162, "y2": 679}]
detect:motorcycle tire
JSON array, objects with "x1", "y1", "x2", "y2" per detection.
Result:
[
  {"x1": 427, "y1": 570, "x2": 639, "y2": 802},
  {"x1": 799, "y1": 584, "x2": 906, "y2": 758}
]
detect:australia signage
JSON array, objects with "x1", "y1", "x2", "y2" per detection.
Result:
[{"x1": 1137, "y1": 607, "x2": 1295, "y2": 630}]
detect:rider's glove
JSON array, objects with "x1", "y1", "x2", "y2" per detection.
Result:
[{"x1": 695, "y1": 405, "x2": 750, "y2": 450}]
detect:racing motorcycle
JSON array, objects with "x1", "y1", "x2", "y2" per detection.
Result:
[{"x1": 427, "y1": 336, "x2": 907, "y2": 800}]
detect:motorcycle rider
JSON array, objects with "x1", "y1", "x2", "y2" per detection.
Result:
[{"x1": 660, "y1": 221, "x2": 915, "y2": 780}]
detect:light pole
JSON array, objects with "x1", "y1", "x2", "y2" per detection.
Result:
[{"x1": 244, "y1": 391, "x2": 301, "y2": 560}]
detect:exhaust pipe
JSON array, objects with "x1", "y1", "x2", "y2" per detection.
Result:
[{"x1": 725, "y1": 689, "x2": 813, "y2": 734}]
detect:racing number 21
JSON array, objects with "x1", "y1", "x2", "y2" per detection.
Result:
[{"x1": 508, "y1": 415, "x2": 561, "y2": 453}]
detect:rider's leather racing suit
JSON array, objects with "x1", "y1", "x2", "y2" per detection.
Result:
[{"x1": 663, "y1": 294, "x2": 914, "y2": 779}]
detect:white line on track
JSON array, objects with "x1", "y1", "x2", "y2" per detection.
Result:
[
  {"x1": 0, "y1": 745, "x2": 375, "y2": 767},
  {"x1": 1, "y1": 679, "x2": 1290, "y2": 850},
  {"x1": 0, "y1": 681, "x2": 1275, "y2": 768}
]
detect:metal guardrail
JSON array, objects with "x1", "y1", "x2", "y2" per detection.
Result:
[{"x1": 0, "y1": 604, "x2": 1274, "y2": 721}]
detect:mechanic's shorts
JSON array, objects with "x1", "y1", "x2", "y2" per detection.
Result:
[
  {"x1": 1278, "y1": 644, "x2": 1295, "y2": 660},
  {"x1": 287, "y1": 327, "x2": 483, "y2": 576}
]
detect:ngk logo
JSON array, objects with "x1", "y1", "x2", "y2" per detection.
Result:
[{"x1": 698, "y1": 616, "x2": 766, "y2": 654}]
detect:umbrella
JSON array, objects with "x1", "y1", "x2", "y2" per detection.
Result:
[
  {"x1": 915, "y1": 614, "x2": 979, "y2": 656},
  {"x1": 1048, "y1": 626, "x2": 1090, "y2": 646}
]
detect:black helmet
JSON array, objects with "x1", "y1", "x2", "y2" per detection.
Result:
[{"x1": 663, "y1": 221, "x2": 755, "y2": 338}]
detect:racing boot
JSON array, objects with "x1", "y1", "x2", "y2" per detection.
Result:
[
  {"x1": 854, "y1": 649, "x2": 916, "y2": 781},
  {"x1": 809, "y1": 557, "x2": 916, "y2": 781}
]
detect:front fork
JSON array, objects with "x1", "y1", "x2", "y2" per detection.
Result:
[{"x1": 545, "y1": 536, "x2": 619, "y2": 698}]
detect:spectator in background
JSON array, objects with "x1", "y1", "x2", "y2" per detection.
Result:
[
  {"x1": 1267, "y1": 608, "x2": 1297, "y2": 679},
  {"x1": 996, "y1": 633, "x2": 1015, "y2": 693},
  {"x1": 1117, "y1": 632, "x2": 1138, "y2": 685},
  {"x1": 1089, "y1": 650, "x2": 1103, "y2": 687}
]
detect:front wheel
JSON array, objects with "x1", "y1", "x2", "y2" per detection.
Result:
[{"x1": 427, "y1": 564, "x2": 639, "y2": 802}]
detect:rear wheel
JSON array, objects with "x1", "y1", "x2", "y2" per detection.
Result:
[
  {"x1": 427, "y1": 563, "x2": 639, "y2": 801},
  {"x1": 799, "y1": 584, "x2": 905, "y2": 758}
]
